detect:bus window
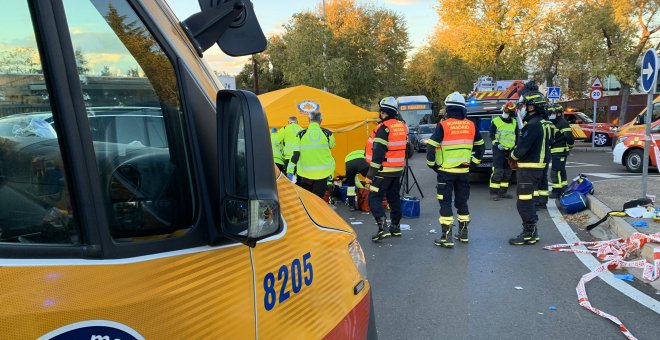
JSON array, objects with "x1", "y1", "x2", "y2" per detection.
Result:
[
  {"x1": 62, "y1": 0, "x2": 194, "y2": 242},
  {"x1": 0, "y1": 3, "x2": 80, "y2": 245}
]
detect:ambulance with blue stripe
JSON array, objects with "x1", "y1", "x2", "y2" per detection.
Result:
[{"x1": 0, "y1": 0, "x2": 374, "y2": 338}]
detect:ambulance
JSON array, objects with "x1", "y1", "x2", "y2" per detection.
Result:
[
  {"x1": 613, "y1": 120, "x2": 660, "y2": 172},
  {"x1": 0, "y1": 0, "x2": 374, "y2": 339}
]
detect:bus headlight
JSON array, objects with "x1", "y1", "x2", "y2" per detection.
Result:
[{"x1": 348, "y1": 239, "x2": 367, "y2": 279}]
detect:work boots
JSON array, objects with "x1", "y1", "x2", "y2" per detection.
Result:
[
  {"x1": 371, "y1": 217, "x2": 391, "y2": 242},
  {"x1": 498, "y1": 189, "x2": 513, "y2": 199},
  {"x1": 389, "y1": 223, "x2": 402, "y2": 237},
  {"x1": 455, "y1": 221, "x2": 469, "y2": 243},
  {"x1": 509, "y1": 223, "x2": 538, "y2": 245},
  {"x1": 434, "y1": 224, "x2": 454, "y2": 248}
]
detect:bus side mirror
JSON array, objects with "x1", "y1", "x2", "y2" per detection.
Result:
[
  {"x1": 182, "y1": 0, "x2": 267, "y2": 57},
  {"x1": 217, "y1": 90, "x2": 281, "y2": 247}
]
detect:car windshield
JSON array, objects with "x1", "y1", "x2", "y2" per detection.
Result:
[
  {"x1": 418, "y1": 125, "x2": 435, "y2": 134},
  {"x1": 576, "y1": 112, "x2": 593, "y2": 123}
]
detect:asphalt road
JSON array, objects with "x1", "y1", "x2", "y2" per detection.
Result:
[{"x1": 336, "y1": 150, "x2": 660, "y2": 340}]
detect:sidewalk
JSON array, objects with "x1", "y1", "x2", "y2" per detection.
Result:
[
  {"x1": 587, "y1": 178, "x2": 660, "y2": 286},
  {"x1": 571, "y1": 141, "x2": 611, "y2": 152}
]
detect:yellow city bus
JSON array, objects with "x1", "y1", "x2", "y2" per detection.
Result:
[{"x1": 0, "y1": 0, "x2": 374, "y2": 338}]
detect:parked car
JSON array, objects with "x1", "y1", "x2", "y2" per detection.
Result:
[
  {"x1": 564, "y1": 111, "x2": 616, "y2": 147},
  {"x1": 411, "y1": 124, "x2": 436, "y2": 152},
  {"x1": 613, "y1": 120, "x2": 660, "y2": 172}
]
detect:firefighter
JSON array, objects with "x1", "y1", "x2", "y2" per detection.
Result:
[
  {"x1": 489, "y1": 101, "x2": 518, "y2": 201},
  {"x1": 548, "y1": 104, "x2": 575, "y2": 198},
  {"x1": 536, "y1": 107, "x2": 554, "y2": 209},
  {"x1": 344, "y1": 149, "x2": 369, "y2": 210},
  {"x1": 366, "y1": 97, "x2": 408, "y2": 241},
  {"x1": 508, "y1": 90, "x2": 551, "y2": 245},
  {"x1": 426, "y1": 92, "x2": 485, "y2": 248},
  {"x1": 287, "y1": 111, "x2": 335, "y2": 198},
  {"x1": 271, "y1": 127, "x2": 285, "y2": 172},
  {"x1": 277, "y1": 116, "x2": 303, "y2": 172}
]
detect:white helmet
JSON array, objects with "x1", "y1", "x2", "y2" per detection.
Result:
[
  {"x1": 444, "y1": 92, "x2": 466, "y2": 109},
  {"x1": 379, "y1": 96, "x2": 398, "y2": 117}
]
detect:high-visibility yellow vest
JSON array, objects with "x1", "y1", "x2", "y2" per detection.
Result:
[
  {"x1": 271, "y1": 133, "x2": 284, "y2": 165},
  {"x1": 431, "y1": 118, "x2": 476, "y2": 172},
  {"x1": 276, "y1": 123, "x2": 302, "y2": 160},
  {"x1": 492, "y1": 116, "x2": 517, "y2": 149},
  {"x1": 293, "y1": 123, "x2": 336, "y2": 180}
]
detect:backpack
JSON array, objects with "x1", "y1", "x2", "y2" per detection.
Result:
[
  {"x1": 559, "y1": 191, "x2": 588, "y2": 214},
  {"x1": 565, "y1": 174, "x2": 594, "y2": 195}
]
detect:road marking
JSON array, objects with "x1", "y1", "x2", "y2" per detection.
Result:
[
  {"x1": 582, "y1": 173, "x2": 624, "y2": 179},
  {"x1": 547, "y1": 203, "x2": 660, "y2": 314},
  {"x1": 565, "y1": 162, "x2": 601, "y2": 168}
]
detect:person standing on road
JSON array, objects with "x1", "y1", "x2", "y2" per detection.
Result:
[
  {"x1": 548, "y1": 104, "x2": 575, "y2": 198},
  {"x1": 426, "y1": 92, "x2": 485, "y2": 248},
  {"x1": 489, "y1": 101, "x2": 518, "y2": 201},
  {"x1": 344, "y1": 149, "x2": 369, "y2": 210},
  {"x1": 271, "y1": 127, "x2": 285, "y2": 173},
  {"x1": 536, "y1": 108, "x2": 554, "y2": 210},
  {"x1": 277, "y1": 116, "x2": 303, "y2": 172},
  {"x1": 508, "y1": 90, "x2": 551, "y2": 245},
  {"x1": 287, "y1": 111, "x2": 336, "y2": 198},
  {"x1": 366, "y1": 97, "x2": 408, "y2": 241}
]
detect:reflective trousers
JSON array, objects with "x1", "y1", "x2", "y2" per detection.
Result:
[
  {"x1": 535, "y1": 164, "x2": 549, "y2": 205},
  {"x1": 551, "y1": 154, "x2": 568, "y2": 194},
  {"x1": 368, "y1": 175, "x2": 402, "y2": 225},
  {"x1": 436, "y1": 171, "x2": 470, "y2": 225},
  {"x1": 517, "y1": 169, "x2": 544, "y2": 224},
  {"x1": 489, "y1": 147, "x2": 512, "y2": 195}
]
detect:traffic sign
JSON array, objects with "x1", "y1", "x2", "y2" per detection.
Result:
[
  {"x1": 641, "y1": 48, "x2": 658, "y2": 93},
  {"x1": 547, "y1": 87, "x2": 561, "y2": 100},
  {"x1": 591, "y1": 76, "x2": 603, "y2": 88},
  {"x1": 589, "y1": 88, "x2": 603, "y2": 101}
]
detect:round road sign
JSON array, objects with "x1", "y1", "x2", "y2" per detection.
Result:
[{"x1": 590, "y1": 88, "x2": 603, "y2": 101}]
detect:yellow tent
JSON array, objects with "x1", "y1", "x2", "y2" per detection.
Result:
[{"x1": 259, "y1": 85, "x2": 379, "y2": 177}]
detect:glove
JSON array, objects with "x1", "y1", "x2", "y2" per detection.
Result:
[
  {"x1": 497, "y1": 143, "x2": 506, "y2": 151},
  {"x1": 287, "y1": 173, "x2": 295, "y2": 182},
  {"x1": 507, "y1": 159, "x2": 518, "y2": 170}
]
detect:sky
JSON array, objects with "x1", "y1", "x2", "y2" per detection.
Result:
[{"x1": 166, "y1": 0, "x2": 439, "y2": 76}]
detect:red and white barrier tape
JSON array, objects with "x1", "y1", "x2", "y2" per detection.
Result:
[{"x1": 545, "y1": 232, "x2": 660, "y2": 340}]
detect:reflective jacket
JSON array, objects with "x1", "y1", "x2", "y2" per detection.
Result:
[
  {"x1": 490, "y1": 116, "x2": 517, "y2": 149},
  {"x1": 271, "y1": 133, "x2": 284, "y2": 166},
  {"x1": 511, "y1": 114, "x2": 552, "y2": 168},
  {"x1": 276, "y1": 122, "x2": 303, "y2": 160},
  {"x1": 287, "y1": 122, "x2": 335, "y2": 180},
  {"x1": 550, "y1": 117, "x2": 575, "y2": 154},
  {"x1": 366, "y1": 118, "x2": 408, "y2": 177},
  {"x1": 427, "y1": 117, "x2": 484, "y2": 173}
]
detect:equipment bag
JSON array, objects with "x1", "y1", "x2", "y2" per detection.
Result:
[
  {"x1": 565, "y1": 174, "x2": 594, "y2": 195},
  {"x1": 585, "y1": 197, "x2": 654, "y2": 231},
  {"x1": 560, "y1": 191, "x2": 589, "y2": 214},
  {"x1": 401, "y1": 196, "x2": 420, "y2": 218},
  {"x1": 357, "y1": 188, "x2": 388, "y2": 212}
]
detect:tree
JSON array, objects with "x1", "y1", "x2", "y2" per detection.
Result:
[
  {"x1": 236, "y1": 39, "x2": 287, "y2": 93},
  {"x1": 431, "y1": 0, "x2": 543, "y2": 79},
  {"x1": 406, "y1": 47, "x2": 476, "y2": 104},
  {"x1": 562, "y1": 0, "x2": 660, "y2": 124},
  {"x1": 126, "y1": 66, "x2": 140, "y2": 77},
  {"x1": 74, "y1": 48, "x2": 90, "y2": 75},
  {"x1": 100, "y1": 65, "x2": 112, "y2": 76},
  {"x1": 0, "y1": 47, "x2": 41, "y2": 74},
  {"x1": 266, "y1": 0, "x2": 410, "y2": 108}
]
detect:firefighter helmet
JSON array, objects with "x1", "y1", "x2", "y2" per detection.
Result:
[{"x1": 444, "y1": 92, "x2": 466, "y2": 109}]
